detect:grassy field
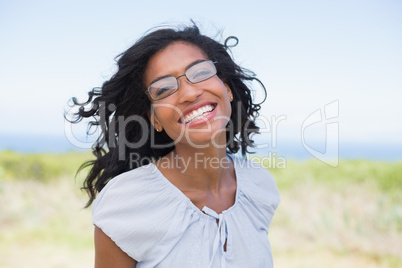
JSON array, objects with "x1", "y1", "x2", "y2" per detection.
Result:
[{"x1": 0, "y1": 151, "x2": 401, "y2": 267}]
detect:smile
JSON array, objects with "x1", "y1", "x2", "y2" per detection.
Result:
[{"x1": 180, "y1": 104, "x2": 216, "y2": 124}]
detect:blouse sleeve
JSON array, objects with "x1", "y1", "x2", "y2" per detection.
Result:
[
  {"x1": 236, "y1": 157, "x2": 281, "y2": 230},
  {"x1": 92, "y1": 165, "x2": 181, "y2": 262}
]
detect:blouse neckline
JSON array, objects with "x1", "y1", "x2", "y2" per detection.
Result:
[{"x1": 149, "y1": 154, "x2": 241, "y2": 219}]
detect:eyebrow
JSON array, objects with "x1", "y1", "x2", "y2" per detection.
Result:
[{"x1": 149, "y1": 59, "x2": 208, "y2": 86}]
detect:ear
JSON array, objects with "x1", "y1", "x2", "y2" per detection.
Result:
[
  {"x1": 224, "y1": 83, "x2": 233, "y2": 102},
  {"x1": 147, "y1": 110, "x2": 163, "y2": 132}
]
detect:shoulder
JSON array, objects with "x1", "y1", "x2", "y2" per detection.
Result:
[
  {"x1": 92, "y1": 163, "x2": 187, "y2": 262},
  {"x1": 93, "y1": 163, "x2": 161, "y2": 209},
  {"x1": 231, "y1": 154, "x2": 277, "y2": 190},
  {"x1": 232, "y1": 154, "x2": 281, "y2": 220}
]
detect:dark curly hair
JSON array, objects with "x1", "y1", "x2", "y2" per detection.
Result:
[{"x1": 67, "y1": 23, "x2": 267, "y2": 207}]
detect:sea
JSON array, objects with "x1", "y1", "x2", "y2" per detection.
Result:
[{"x1": 0, "y1": 133, "x2": 401, "y2": 161}]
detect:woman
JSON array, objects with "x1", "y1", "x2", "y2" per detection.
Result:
[{"x1": 70, "y1": 23, "x2": 280, "y2": 267}]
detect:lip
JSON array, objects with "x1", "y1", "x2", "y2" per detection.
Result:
[{"x1": 178, "y1": 101, "x2": 217, "y2": 126}]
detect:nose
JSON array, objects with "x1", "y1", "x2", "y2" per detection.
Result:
[{"x1": 176, "y1": 76, "x2": 203, "y2": 103}]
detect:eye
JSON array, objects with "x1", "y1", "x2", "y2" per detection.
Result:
[
  {"x1": 149, "y1": 76, "x2": 177, "y2": 99},
  {"x1": 155, "y1": 84, "x2": 175, "y2": 96},
  {"x1": 191, "y1": 68, "x2": 212, "y2": 80},
  {"x1": 186, "y1": 61, "x2": 216, "y2": 83}
]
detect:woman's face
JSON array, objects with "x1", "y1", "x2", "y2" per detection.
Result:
[{"x1": 144, "y1": 41, "x2": 233, "y2": 148}]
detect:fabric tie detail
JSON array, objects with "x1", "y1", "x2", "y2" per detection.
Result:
[{"x1": 202, "y1": 206, "x2": 229, "y2": 268}]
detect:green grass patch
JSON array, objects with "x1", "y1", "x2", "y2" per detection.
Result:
[
  {"x1": 264, "y1": 158, "x2": 402, "y2": 195},
  {"x1": 0, "y1": 151, "x2": 93, "y2": 182}
]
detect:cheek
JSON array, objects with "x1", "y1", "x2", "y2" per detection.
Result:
[
  {"x1": 154, "y1": 108, "x2": 185, "y2": 140},
  {"x1": 153, "y1": 105, "x2": 182, "y2": 125}
]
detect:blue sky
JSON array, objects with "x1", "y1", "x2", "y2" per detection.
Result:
[{"x1": 1, "y1": 0, "x2": 401, "y2": 151}]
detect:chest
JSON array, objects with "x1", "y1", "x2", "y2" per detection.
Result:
[{"x1": 149, "y1": 218, "x2": 273, "y2": 268}]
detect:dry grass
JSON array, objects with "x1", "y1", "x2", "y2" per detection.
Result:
[
  {"x1": 0, "y1": 178, "x2": 93, "y2": 268},
  {"x1": 269, "y1": 161, "x2": 402, "y2": 268},
  {"x1": 0, "y1": 153, "x2": 401, "y2": 267}
]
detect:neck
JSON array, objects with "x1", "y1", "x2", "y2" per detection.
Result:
[{"x1": 160, "y1": 141, "x2": 232, "y2": 193}]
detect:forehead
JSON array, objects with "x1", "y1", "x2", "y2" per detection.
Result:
[{"x1": 144, "y1": 42, "x2": 209, "y2": 85}]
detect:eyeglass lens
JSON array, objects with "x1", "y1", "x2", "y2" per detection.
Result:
[{"x1": 148, "y1": 60, "x2": 216, "y2": 100}]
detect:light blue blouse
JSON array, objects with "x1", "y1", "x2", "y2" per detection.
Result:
[{"x1": 93, "y1": 155, "x2": 280, "y2": 267}]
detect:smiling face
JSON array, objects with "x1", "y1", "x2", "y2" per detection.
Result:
[{"x1": 144, "y1": 41, "x2": 233, "y2": 148}]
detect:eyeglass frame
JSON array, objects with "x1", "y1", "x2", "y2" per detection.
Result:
[{"x1": 145, "y1": 60, "x2": 218, "y2": 101}]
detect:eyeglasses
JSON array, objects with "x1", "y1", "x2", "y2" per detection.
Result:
[{"x1": 145, "y1": 60, "x2": 218, "y2": 100}]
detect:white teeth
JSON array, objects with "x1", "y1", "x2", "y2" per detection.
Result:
[{"x1": 182, "y1": 104, "x2": 215, "y2": 124}]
